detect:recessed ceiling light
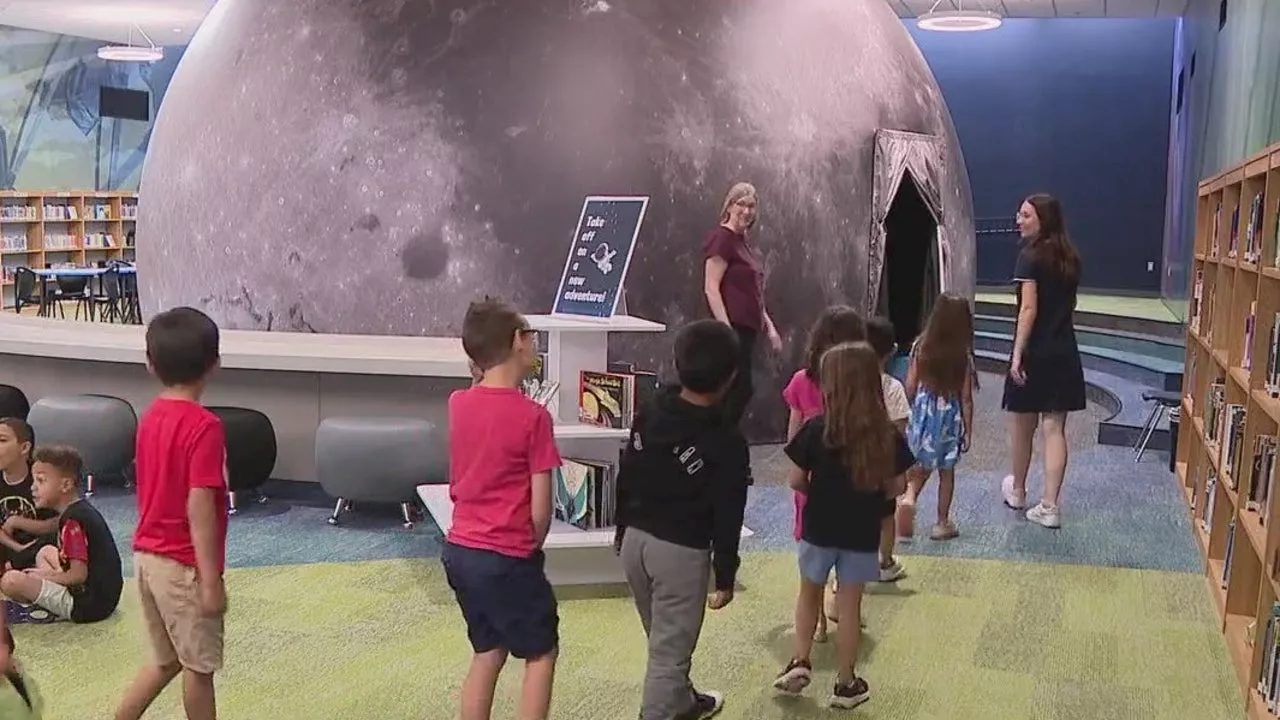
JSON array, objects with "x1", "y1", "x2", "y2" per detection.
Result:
[
  {"x1": 173, "y1": 27, "x2": 183, "y2": 33},
  {"x1": 917, "y1": 0, "x2": 1003, "y2": 32}
]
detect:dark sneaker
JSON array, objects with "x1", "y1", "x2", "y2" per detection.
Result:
[
  {"x1": 772, "y1": 658, "x2": 812, "y2": 695},
  {"x1": 829, "y1": 676, "x2": 870, "y2": 709},
  {"x1": 674, "y1": 689, "x2": 724, "y2": 719}
]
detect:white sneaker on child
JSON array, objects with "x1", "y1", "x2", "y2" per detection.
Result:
[
  {"x1": 1001, "y1": 474, "x2": 1025, "y2": 510},
  {"x1": 1025, "y1": 502, "x2": 1061, "y2": 528}
]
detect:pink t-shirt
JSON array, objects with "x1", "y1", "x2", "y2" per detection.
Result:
[
  {"x1": 783, "y1": 370, "x2": 824, "y2": 540},
  {"x1": 447, "y1": 386, "x2": 563, "y2": 558},
  {"x1": 782, "y1": 370, "x2": 823, "y2": 422}
]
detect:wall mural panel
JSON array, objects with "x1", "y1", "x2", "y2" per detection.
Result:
[
  {"x1": 138, "y1": 0, "x2": 975, "y2": 440},
  {"x1": 0, "y1": 26, "x2": 184, "y2": 191}
]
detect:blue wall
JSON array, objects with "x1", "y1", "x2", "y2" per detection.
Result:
[{"x1": 909, "y1": 18, "x2": 1176, "y2": 293}]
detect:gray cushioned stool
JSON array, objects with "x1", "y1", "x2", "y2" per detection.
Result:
[
  {"x1": 315, "y1": 417, "x2": 445, "y2": 529},
  {"x1": 28, "y1": 394, "x2": 138, "y2": 496},
  {"x1": 0, "y1": 385, "x2": 30, "y2": 420}
]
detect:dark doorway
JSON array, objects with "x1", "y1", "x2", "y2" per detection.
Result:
[{"x1": 877, "y1": 171, "x2": 940, "y2": 350}]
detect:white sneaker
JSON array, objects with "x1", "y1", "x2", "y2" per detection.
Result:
[
  {"x1": 878, "y1": 560, "x2": 905, "y2": 582},
  {"x1": 1001, "y1": 475, "x2": 1025, "y2": 510},
  {"x1": 1025, "y1": 502, "x2": 1061, "y2": 528}
]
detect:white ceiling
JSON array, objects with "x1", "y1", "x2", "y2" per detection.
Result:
[
  {"x1": 0, "y1": 0, "x2": 1190, "y2": 47},
  {"x1": 0, "y1": 0, "x2": 216, "y2": 45},
  {"x1": 891, "y1": 0, "x2": 1189, "y2": 18}
]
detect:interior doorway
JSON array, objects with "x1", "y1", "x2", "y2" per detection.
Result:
[{"x1": 877, "y1": 170, "x2": 941, "y2": 350}]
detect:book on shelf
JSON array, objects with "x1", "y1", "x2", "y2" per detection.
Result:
[
  {"x1": 1213, "y1": 202, "x2": 1222, "y2": 255},
  {"x1": 1200, "y1": 467, "x2": 1218, "y2": 532},
  {"x1": 578, "y1": 366, "x2": 660, "y2": 430},
  {"x1": 1190, "y1": 268, "x2": 1204, "y2": 334},
  {"x1": 552, "y1": 458, "x2": 616, "y2": 530},
  {"x1": 1271, "y1": 313, "x2": 1280, "y2": 396},
  {"x1": 1222, "y1": 520, "x2": 1237, "y2": 589},
  {"x1": 1204, "y1": 288, "x2": 1217, "y2": 343},
  {"x1": 1246, "y1": 192, "x2": 1264, "y2": 263},
  {"x1": 1248, "y1": 435, "x2": 1277, "y2": 518},
  {"x1": 1258, "y1": 603, "x2": 1280, "y2": 712},
  {"x1": 1206, "y1": 379, "x2": 1226, "y2": 445},
  {"x1": 1229, "y1": 204, "x2": 1241, "y2": 257},
  {"x1": 1222, "y1": 404, "x2": 1247, "y2": 486},
  {"x1": 1246, "y1": 301, "x2": 1257, "y2": 371}
]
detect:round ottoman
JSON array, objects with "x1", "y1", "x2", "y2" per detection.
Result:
[
  {"x1": 208, "y1": 407, "x2": 278, "y2": 514},
  {"x1": 315, "y1": 416, "x2": 444, "y2": 529},
  {"x1": 0, "y1": 385, "x2": 30, "y2": 421},
  {"x1": 28, "y1": 395, "x2": 137, "y2": 496}
]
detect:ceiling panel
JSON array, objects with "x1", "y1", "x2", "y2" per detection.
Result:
[
  {"x1": 1155, "y1": 0, "x2": 1189, "y2": 16},
  {"x1": 1053, "y1": 0, "x2": 1108, "y2": 16},
  {"x1": 0, "y1": 0, "x2": 214, "y2": 45},
  {"x1": 1105, "y1": 0, "x2": 1161, "y2": 16},
  {"x1": 998, "y1": 0, "x2": 1059, "y2": 17}
]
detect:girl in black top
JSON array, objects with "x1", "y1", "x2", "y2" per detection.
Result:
[
  {"x1": 773, "y1": 342, "x2": 914, "y2": 710},
  {"x1": 1000, "y1": 194, "x2": 1086, "y2": 529}
]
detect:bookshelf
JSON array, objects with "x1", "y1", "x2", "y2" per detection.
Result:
[
  {"x1": 0, "y1": 190, "x2": 138, "y2": 309},
  {"x1": 1179, "y1": 141, "x2": 1280, "y2": 719}
]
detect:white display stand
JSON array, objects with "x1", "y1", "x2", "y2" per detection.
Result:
[{"x1": 417, "y1": 312, "x2": 754, "y2": 585}]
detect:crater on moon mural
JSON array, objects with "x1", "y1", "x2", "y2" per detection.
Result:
[{"x1": 139, "y1": 0, "x2": 975, "y2": 440}]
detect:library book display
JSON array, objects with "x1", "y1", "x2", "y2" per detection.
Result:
[
  {"x1": 1, "y1": 190, "x2": 138, "y2": 309},
  {"x1": 1180, "y1": 140, "x2": 1280, "y2": 719}
]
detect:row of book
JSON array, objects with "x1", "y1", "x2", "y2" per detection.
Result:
[
  {"x1": 1190, "y1": 267, "x2": 1212, "y2": 340},
  {"x1": 1257, "y1": 602, "x2": 1280, "y2": 713},
  {"x1": 0, "y1": 205, "x2": 37, "y2": 221},
  {"x1": 0, "y1": 235, "x2": 29, "y2": 252},
  {"x1": 553, "y1": 458, "x2": 617, "y2": 530},
  {"x1": 1215, "y1": 194, "x2": 1280, "y2": 266},
  {"x1": 516, "y1": 329, "x2": 661, "y2": 430}
]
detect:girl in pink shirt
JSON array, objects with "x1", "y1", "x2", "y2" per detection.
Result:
[{"x1": 782, "y1": 306, "x2": 866, "y2": 641}]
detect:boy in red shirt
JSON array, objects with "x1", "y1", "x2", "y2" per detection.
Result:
[
  {"x1": 115, "y1": 307, "x2": 228, "y2": 720},
  {"x1": 444, "y1": 299, "x2": 562, "y2": 720}
]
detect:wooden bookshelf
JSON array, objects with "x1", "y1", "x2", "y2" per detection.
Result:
[
  {"x1": 0, "y1": 190, "x2": 138, "y2": 308},
  {"x1": 1180, "y1": 141, "x2": 1280, "y2": 717}
]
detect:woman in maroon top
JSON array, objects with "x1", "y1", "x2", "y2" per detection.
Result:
[{"x1": 703, "y1": 182, "x2": 783, "y2": 431}]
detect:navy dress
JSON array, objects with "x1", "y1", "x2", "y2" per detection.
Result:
[{"x1": 1001, "y1": 245, "x2": 1087, "y2": 413}]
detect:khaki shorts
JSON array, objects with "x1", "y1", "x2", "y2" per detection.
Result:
[
  {"x1": 135, "y1": 552, "x2": 224, "y2": 674},
  {"x1": 35, "y1": 579, "x2": 74, "y2": 620}
]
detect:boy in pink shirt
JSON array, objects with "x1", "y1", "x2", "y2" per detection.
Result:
[{"x1": 443, "y1": 299, "x2": 562, "y2": 720}]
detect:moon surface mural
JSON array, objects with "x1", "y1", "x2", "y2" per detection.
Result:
[{"x1": 139, "y1": 0, "x2": 975, "y2": 439}]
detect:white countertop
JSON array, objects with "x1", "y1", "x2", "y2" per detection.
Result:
[{"x1": 0, "y1": 312, "x2": 665, "y2": 377}]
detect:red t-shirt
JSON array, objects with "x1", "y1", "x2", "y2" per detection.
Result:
[
  {"x1": 133, "y1": 398, "x2": 229, "y2": 575},
  {"x1": 704, "y1": 225, "x2": 764, "y2": 330},
  {"x1": 447, "y1": 386, "x2": 562, "y2": 558}
]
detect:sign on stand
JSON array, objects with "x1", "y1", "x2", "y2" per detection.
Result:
[{"x1": 552, "y1": 196, "x2": 648, "y2": 319}]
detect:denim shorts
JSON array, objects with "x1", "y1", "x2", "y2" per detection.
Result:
[
  {"x1": 441, "y1": 541, "x2": 559, "y2": 660},
  {"x1": 797, "y1": 541, "x2": 879, "y2": 586}
]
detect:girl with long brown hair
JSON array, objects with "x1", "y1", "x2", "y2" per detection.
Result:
[
  {"x1": 897, "y1": 293, "x2": 976, "y2": 541},
  {"x1": 774, "y1": 342, "x2": 914, "y2": 710},
  {"x1": 1001, "y1": 194, "x2": 1086, "y2": 529}
]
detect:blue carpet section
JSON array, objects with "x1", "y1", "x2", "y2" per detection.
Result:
[{"x1": 85, "y1": 443, "x2": 1196, "y2": 576}]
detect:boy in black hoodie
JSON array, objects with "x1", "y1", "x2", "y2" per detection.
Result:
[{"x1": 614, "y1": 319, "x2": 751, "y2": 720}]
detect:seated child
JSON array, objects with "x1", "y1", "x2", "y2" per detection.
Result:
[
  {"x1": 0, "y1": 605, "x2": 44, "y2": 719},
  {"x1": 614, "y1": 319, "x2": 750, "y2": 720},
  {"x1": 773, "y1": 342, "x2": 915, "y2": 709},
  {"x1": 0, "y1": 445, "x2": 123, "y2": 623},
  {"x1": 0, "y1": 419, "x2": 58, "y2": 570}
]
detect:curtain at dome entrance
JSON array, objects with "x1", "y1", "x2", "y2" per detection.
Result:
[{"x1": 867, "y1": 129, "x2": 947, "y2": 314}]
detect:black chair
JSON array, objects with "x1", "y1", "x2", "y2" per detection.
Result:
[
  {"x1": 12, "y1": 268, "x2": 39, "y2": 315},
  {"x1": 208, "y1": 407, "x2": 277, "y2": 514},
  {"x1": 1134, "y1": 389, "x2": 1181, "y2": 462},
  {"x1": 0, "y1": 386, "x2": 29, "y2": 420},
  {"x1": 49, "y1": 276, "x2": 90, "y2": 321},
  {"x1": 88, "y1": 268, "x2": 123, "y2": 323}
]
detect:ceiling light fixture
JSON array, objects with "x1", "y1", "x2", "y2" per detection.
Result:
[
  {"x1": 98, "y1": 24, "x2": 164, "y2": 63},
  {"x1": 917, "y1": 0, "x2": 1003, "y2": 32}
]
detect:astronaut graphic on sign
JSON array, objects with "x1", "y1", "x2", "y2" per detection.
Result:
[{"x1": 591, "y1": 243, "x2": 617, "y2": 275}]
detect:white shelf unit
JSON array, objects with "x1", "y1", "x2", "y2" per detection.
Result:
[{"x1": 418, "y1": 313, "x2": 753, "y2": 585}]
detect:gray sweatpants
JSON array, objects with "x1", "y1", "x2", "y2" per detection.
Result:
[{"x1": 620, "y1": 527, "x2": 711, "y2": 720}]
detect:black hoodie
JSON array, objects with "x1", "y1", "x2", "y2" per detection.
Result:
[{"x1": 615, "y1": 386, "x2": 750, "y2": 591}]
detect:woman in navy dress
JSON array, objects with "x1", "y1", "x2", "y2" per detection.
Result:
[{"x1": 999, "y1": 194, "x2": 1086, "y2": 529}]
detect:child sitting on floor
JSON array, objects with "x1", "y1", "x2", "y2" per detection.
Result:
[
  {"x1": 0, "y1": 419, "x2": 58, "y2": 571},
  {"x1": 0, "y1": 445, "x2": 123, "y2": 624}
]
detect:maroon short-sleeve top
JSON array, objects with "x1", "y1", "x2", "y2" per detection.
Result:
[{"x1": 703, "y1": 225, "x2": 764, "y2": 331}]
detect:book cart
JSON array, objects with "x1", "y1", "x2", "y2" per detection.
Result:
[{"x1": 1179, "y1": 141, "x2": 1280, "y2": 718}]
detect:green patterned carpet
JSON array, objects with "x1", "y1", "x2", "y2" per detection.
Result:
[{"x1": 13, "y1": 552, "x2": 1239, "y2": 719}]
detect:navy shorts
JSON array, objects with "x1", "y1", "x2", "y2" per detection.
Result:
[{"x1": 441, "y1": 541, "x2": 559, "y2": 660}]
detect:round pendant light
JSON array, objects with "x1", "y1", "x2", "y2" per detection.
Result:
[
  {"x1": 97, "y1": 24, "x2": 164, "y2": 63},
  {"x1": 917, "y1": 1, "x2": 1004, "y2": 32}
]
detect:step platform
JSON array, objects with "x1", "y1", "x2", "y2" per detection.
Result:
[{"x1": 418, "y1": 484, "x2": 755, "y2": 586}]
